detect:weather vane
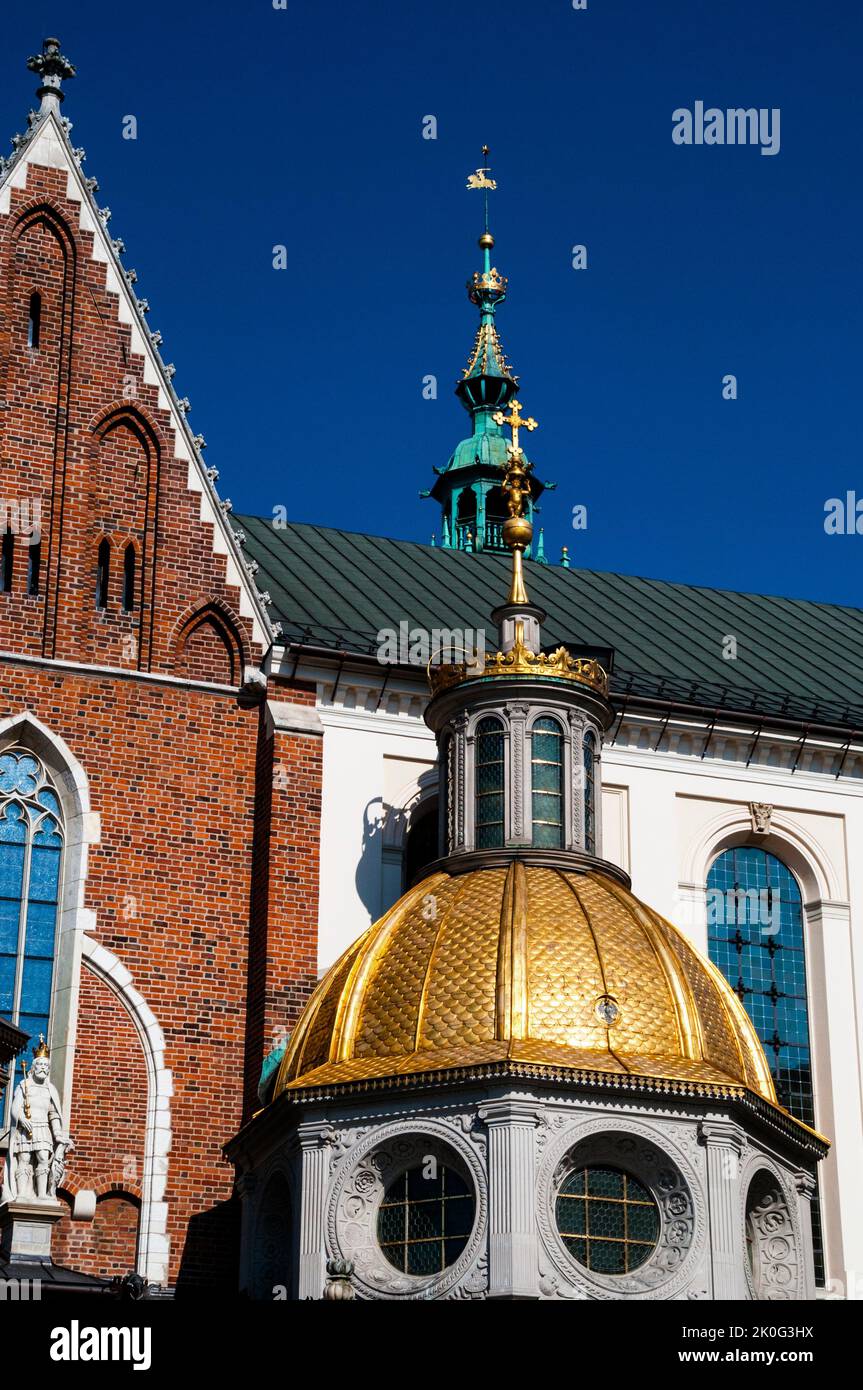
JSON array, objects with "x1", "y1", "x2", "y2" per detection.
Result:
[{"x1": 466, "y1": 145, "x2": 497, "y2": 234}]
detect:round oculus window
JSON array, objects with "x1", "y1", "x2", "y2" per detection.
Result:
[
  {"x1": 377, "y1": 1163, "x2": 475, "y2": 1276},
  {"x1": 555, "y1": 1164, "x2": 660, "y2": 1275}
]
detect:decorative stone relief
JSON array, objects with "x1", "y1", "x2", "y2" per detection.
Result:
[
  {"x1": 749, "y1": 803, "x2": 773, "y2": 834},
  {"x1": 327, "y1": 1120, "x2": 487, "y2": 1300},
  {"x1": 743, "y1": 1167, "x2": 803, "y2": 1301}
]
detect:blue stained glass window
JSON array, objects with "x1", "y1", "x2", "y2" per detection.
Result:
[
  {"x1": 707, "y1": 846, "x2": 824, "y2": 1285},
  {"x1": 0, "y1": 749, "x2": 63, "y2": 1125}
]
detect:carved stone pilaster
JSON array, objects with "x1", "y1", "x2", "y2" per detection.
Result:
[
  {"x1": 699, "y1": 1121, "x2": 747, "y2": 1300},
  {"x1": 478, "y1": 1099, "x2": 541, "y2": 1299},
  {"x1": 453, "y1": 714, "x2": 467, "y2": 851},
  {"x1": 297, "y1": 1121, "x2": 334, "y2": 1300},
  {"x1": 793, "y1": 1170, "x2": 817, "y2": 1301},
  {"x1": 507, "y1": 703, "x2": 529, "y2": 844}
]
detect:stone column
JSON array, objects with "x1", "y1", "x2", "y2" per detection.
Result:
[
  {"x1": 297, "y1": 1121, "x2": 333, "y2": 1301},
  {"x1": 794, "y1": 1171, "x2": 817, "y2": 1301},
  {"x1": 699, "y1": 1120, "x2": 747, "y2": 1300},
  {"x1": 479, "y1": 1099, "x2": 539, "y2": 1299}
]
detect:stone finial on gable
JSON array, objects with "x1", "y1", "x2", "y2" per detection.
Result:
[{"x1": 27, "y1": 37, "x2": 76, "y2": 115}]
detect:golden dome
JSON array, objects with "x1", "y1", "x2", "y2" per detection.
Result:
[{"x1": 274, "y1": 864, "x2": 779, "y2": 1108}]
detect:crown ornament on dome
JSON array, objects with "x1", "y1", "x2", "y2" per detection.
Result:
[{"x1": 468, "y1": 264, "x2": 508, "y2": 304}]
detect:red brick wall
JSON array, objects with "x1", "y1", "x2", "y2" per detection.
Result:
[
  {"x1": 244, "y1": 678, "x2": 321, "y2": 1114},
  {"x1": 0, "y1": 143, "x2": 323, "y2": 1288},
  {"x1": 54, "y1": 1194, "x2": 141, "y2": 1280}
]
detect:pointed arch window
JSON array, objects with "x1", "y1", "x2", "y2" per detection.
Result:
[
  {"x1": 95, "y1": 538, "x2": 111, "y2": 609},
  {"x1": 27, "y1": 539, "x2": 41, "y2": 597},
  {"x1": 122, "y1": 542, "x2": 136, "y2": 612},
  {"x1": 0, "y1": 749, "x2": 63, "y2": 1124},
  {"x1": 27, "y1": 292, "x2": 42, "y2": 350},
  {"x1": 532, "y1": 717, "x2": 564, "y2": 848},
  {"x1": 475, "y1": 717, "x2": 505, "y2": 849},
  {"x1": 707, "y1": 846, "x2": 823, "y2": 1284},
  {"x1": 583, "y1": 730, "x2": 597, "y2": 854},
  {"x1": 1, "y1": 529, "x2": 14, "y2": 593}
]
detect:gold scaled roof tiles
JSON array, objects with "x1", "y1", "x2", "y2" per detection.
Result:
[{"x1": 274, "y1": 864, "x2": 782, "y2": 1114}]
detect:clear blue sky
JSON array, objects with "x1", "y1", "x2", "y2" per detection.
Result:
[{"x1": 3, "y1": 0, "x2": 861, "y2": 606}]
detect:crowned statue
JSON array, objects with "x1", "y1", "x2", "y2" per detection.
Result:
[{"x1": 2, "y1": 1037, "x2": 74, "y2": 1204}]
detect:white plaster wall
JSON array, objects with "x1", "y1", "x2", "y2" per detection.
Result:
[{"x1": 317, "y1": 705, "x2": 436, "y2": 969}]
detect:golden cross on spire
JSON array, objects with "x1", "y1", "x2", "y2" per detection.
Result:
[{"x1": 493, "y1": 399, "x2": 538, "y2": 457}]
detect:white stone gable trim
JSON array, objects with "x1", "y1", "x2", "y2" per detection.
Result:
[{"x1": 0, "y1": 112, "x2": 270, "y2": 651}]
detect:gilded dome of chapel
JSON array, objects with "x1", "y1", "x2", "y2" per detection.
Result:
[{"x1": 274, "y1": 864, "x2": 777, "y2": 1105}]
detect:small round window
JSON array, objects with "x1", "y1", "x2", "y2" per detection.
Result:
[
  {"x1": 377, "y1": 1163, "x2": 475, "y2": 1276},
  {"x1": 555, "y1": 1165, "x2": 659, "y2": 1274}
]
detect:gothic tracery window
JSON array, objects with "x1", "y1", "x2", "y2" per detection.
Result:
[{"x1": 0, "y1": 749, "x2": 63, "y2": 1123}]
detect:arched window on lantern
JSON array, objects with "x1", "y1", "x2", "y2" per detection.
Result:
[
  {"x1": 95, "y1": 538, "x2": 111, "y2": 609},
  {"x1": 0, "y1": 748, "x2": 64, "y2": 1126},
  {"x1": 531, "y1": 717, "x2": 564, "y2": 848},
  {"x1": 474, "y1": 717, "x2": 505, "y2": 849},
  {"x1": 122, "y1": 543, "x2": 136, "y2": 612},
  {"x1": 27, "y1": 292, "x2": 42, "y2": 350},
  {"x1": 582, "y1": 729, "x2": 597, "y2": 854},
  {"x1": 707, "y1": 845, "x2": 824, "y2": 1286}
]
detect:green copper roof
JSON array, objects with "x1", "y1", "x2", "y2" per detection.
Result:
[{"x1": 238, "y1": 516, "x2": 863, "y2": 730}]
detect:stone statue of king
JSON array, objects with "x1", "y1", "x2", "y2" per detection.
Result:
[{"x1": 2, "y1": 1037, "x2": 73, "y2": 1204}]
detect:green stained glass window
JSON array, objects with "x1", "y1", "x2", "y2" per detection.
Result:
[
  {"x1": 583, "y1": 730, "x2": 596, "y2": 854},
  {"x1": 556, "y1": 1165, "x2": 659, "y2": 1274},
  {"x1": 532, "y1": 717, "x2": 563, "y2": 848},
  {"x1": 475, "y1": 717, "x2": 505, "y2": 849},
  {"x1": 377, "y1": 1163, "x2": 475, "y2": 1275}
]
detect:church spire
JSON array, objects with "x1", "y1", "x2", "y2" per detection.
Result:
[{"x1": 425, "y1": 150, "x2": 548, "y2": 555}]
